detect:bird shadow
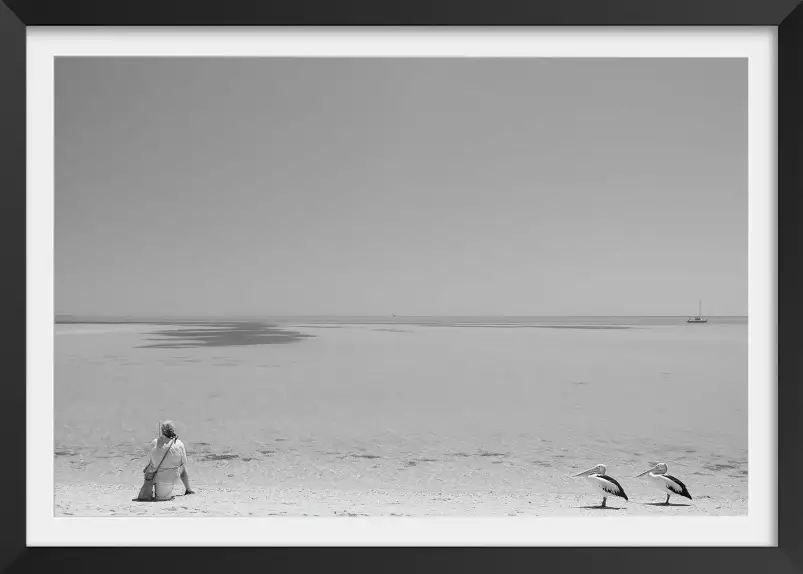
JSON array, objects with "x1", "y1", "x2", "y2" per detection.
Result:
[
  {"x1": 577, "y1": 505, "x2": 624, "y2": 511},
  {"x1": 642, "y1": 502, "x2": 691, "y2": 507}
]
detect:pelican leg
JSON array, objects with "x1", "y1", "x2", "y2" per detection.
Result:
[
  {"x1": 665, "y1": 494, "x2": 670, "y2": 505},
  {"x1": 601, "y1": 497, "x2": 607, "y2": 508}
]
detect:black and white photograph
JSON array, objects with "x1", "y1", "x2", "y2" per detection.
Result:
[{"x1": 52, "y1": 56, "x2": 748, "y2": 519}]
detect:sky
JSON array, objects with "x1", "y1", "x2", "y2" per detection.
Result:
[{"x1": 55, "y1": 58, "x2": 747, "y2": 318}]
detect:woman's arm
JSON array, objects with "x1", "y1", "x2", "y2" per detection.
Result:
[
  {"x1": 178, "y1": 441, "x2": 188, "y2": 467},
  {"x1": 177, "y1": 441, "x2": 194, "y2": 494}
]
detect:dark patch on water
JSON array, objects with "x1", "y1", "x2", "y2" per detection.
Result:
[
  {"x1": 373, "y1": 328, "x2": 410, "y2": 333},
  {"x1": 200, "y1": 453, "x2": 239, "y2": 461},
  {"x1": 531, "y1": 461, "x2": 552, "y2": 468},
  {"x1": 274, "y1": 438, "x2": 287, "y2": 442},
  {"x1": 258, "y1": 449, "x2": 275, "y2": 456},
  {"x1": 54, "y1": 450, "x2": 77, "y2": 457},
  {"x1": 349, "y1": 454, "x2": 382, "y2": 460},
  {"x1": 405, "y1": 461, "x2": 417, "y2": 467},
  {"x1": 241, "y1": 457, "x2": 254, "y2": 462},
  {"x1": 138, "y1": 322, "x2": 314, "y2": 349}
]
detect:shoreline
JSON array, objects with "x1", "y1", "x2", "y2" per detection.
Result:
[{"x1": 55, "y1": 483, "x2": 745, "y2": 517}]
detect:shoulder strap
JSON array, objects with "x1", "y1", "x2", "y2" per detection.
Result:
[{"x1": 152, "y1": 437, "x2": 176, "y2": 475}]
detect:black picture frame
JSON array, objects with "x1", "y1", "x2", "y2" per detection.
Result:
[{"x1": 1, "y1": 1, "x2": 799, "y2": 572}]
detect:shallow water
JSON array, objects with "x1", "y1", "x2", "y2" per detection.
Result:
[{"x1": 54, "y1": 318, "x2": 747, "y2": 505}]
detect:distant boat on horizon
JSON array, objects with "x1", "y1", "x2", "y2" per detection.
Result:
[{"x1": 687, "y1": 299, "x2": 708, "y2": 324}]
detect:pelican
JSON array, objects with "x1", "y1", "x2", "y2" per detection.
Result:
[
  {"x1": 573, "y1": 464, "x2": 628, "y2": 508},
  {"x1": 634, "y1": 462, "x2": 692, "y2": 504}
]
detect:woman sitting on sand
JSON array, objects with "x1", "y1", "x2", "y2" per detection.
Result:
[{"x1": 145, "y1": 420, "x2": 195, "y2": 500}]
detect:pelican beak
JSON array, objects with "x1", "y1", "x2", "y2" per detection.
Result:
[
  {"x1": 573, "y1": 467, "x2": 595, "y2": 477},
  {"x1": 634, "y1": 466, "x2": 656, "y2": 478}
]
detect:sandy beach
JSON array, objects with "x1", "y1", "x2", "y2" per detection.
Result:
[
  {"x1": 55, "y1": 482, "x2": 745, "y2": 517},
  {"x1": 54, "y1": 318, "x2": 748, "y2": 517}
]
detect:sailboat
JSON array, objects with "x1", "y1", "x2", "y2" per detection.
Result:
[{"x1": 687, "y1": 299, "x2": 708, "y2": 324}]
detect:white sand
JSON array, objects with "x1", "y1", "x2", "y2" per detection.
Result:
[{"x1": 55, "y1": 482, "x2": 744, "y2": 517}]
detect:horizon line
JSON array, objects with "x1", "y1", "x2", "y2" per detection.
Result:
[{"x1": 54, "y1": 313, "x2": 749, "y2": 320}]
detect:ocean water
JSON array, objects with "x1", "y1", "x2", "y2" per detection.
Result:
[{"x1": 54, "y1": 317, "x2": 748, "y2": 500}]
